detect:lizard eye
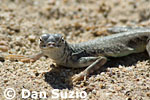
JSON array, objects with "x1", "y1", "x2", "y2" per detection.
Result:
[
  {"x1": 61, "y1": 37, "x2": 64, "y2": 42},
  {"x1": 39, "y1": 38, "x2": 42, "y2": 42}
]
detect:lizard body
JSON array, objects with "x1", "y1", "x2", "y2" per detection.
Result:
[
  {"x1": 71, "y1": 30, "x2": 149, "y2": 58},
  {"x1": 28, "y1": 27, "x2": 150, "y2": 81}
]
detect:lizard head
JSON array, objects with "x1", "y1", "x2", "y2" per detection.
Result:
[{"x1": 39, "y1": 33, "x2": 66, "y2": 50}]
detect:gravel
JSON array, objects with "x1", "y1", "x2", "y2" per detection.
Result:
[{"x1": 0, "y1": 0, "x2": 150, "y2": 100}]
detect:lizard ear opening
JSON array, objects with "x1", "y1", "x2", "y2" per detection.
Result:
[
  {"x1": 61, "y1": 37, "x2": 64, "y2": 42},
  {"x1": 60, "y1": 35, "x2": 65, "y2": 43},
  {"x1": 39, "y1": 37, "x2": 42, "y2": 42}
]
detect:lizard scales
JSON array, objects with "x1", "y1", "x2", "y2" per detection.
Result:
[
  {"x1": 71, "y1": 30, "x2": 150, "y2": 58},
  {"x1": 28, "y1": 27, "x2": 150, "y2": 81}
]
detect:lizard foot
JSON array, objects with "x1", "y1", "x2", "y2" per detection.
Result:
[
  {"x1": 4, "y1": 54, "x2": 35, "y2": 63},
  {"x1": 72, "y1": 72, "x2": 87, "y2": 82},
  {"x1": 20, "y1": 53, "x2": 43, "y2": 63},
  {"x1": 20, "y1": 57, "x2": 36, "y2": 63},
  {"x1": 20, "y1": 55, "x2": 39, "y2": 63}
]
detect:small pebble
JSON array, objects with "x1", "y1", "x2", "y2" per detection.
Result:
[
  {"x1": 17, "y1": 62, "x2": 24, "y2": 66},
  {"x1": 28, "y1": 35, "x2": 36, "y2": 42},
  {"x1": 0, "y1": 62, "x2": 3, "y2": 67},
  {"x1": 0, "y1": 46, "x2": 9, "y2": 52}
]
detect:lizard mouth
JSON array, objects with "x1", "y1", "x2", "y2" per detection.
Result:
[{"x1": 40, "y1": 42, "x2": 59, "y2": 49}]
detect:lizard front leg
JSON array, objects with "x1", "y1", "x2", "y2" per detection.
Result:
[
  {"x1": 146, "y1": 40, "x2": 150, "y2": 57},
  {"x1": 72, "y1": 56, "x2": 107, "y2": 82},
  {"x1": 20, "y1": 52, "x2": 44, "y2": 62}
]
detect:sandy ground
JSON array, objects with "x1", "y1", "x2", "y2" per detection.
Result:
[{"x1": 0, "y1": 0, "x2": 150, "y2": 100}]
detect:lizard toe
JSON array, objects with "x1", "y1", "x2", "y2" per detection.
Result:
[
  {"x1": 20, "y1": 57, "x2": 36, "y2": 63},
  {"x1": 72, "y1": 72, "x2": 87, "y2": 82}
]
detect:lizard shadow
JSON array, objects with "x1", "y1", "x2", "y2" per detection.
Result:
[
  {"x1": 44, "y1": 51, "x2": 149, "y2": 89},
  {"x1": 94, "y1": 51, "x2": 149, "y2": 74},
  {"x1": 44, "y1": 65, "x2": 74, "y2": 90}
]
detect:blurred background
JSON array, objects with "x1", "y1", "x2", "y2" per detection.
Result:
[{"x1": 0, "y1": 0, "x2": 150, "y2": 100}]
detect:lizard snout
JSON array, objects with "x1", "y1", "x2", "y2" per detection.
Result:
[{"x1": 47, "y1": 42, "x2": 56, "y2": 48}]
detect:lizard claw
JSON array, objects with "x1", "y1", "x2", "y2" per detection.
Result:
[
  {"x1": 4, "y1": 54, "x2": 34, "y2": 62},
  {"x1": 20, "y1": 57, "x2": 36, "y2": 63},
  {"x1": 20, "y1": 53, "x2": 43, "y2": 63},
  {"x1": 72, "y1": 72, "x2": 87, "y2": 82}
]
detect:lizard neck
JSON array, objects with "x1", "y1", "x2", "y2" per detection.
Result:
[{"x1": 42, "y1": 41, "x2": 72, "y2": 65}]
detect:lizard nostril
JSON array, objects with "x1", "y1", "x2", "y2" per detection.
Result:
[
  {"x1": 47, "y1": 42, "x2": 55, "y2": 46},
  {"x1": 43, "y1": 45, "x2": 46, "y2": 47}
]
